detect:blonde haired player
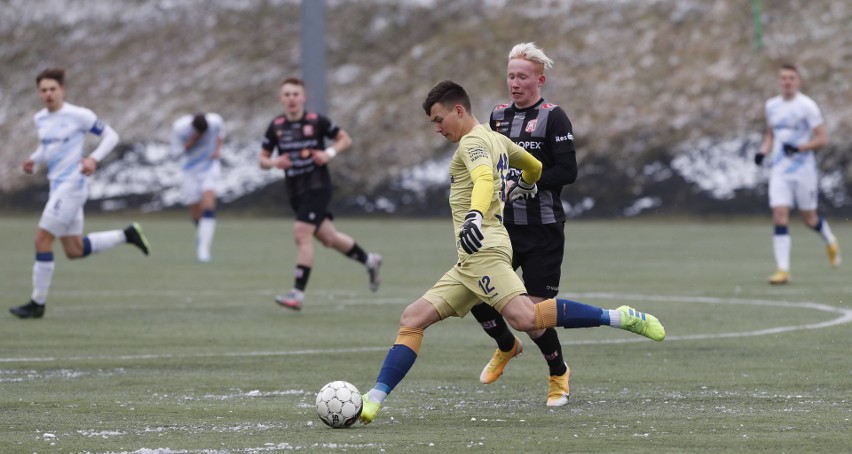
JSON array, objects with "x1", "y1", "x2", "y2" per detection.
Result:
[
  {"x1": 358, "y1": 81, "x2": 665, "y2": 424},
  {"x1": 471, "y1": 42, "x2": 580, "y2": 407}
]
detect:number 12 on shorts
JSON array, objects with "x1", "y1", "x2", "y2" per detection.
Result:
[{"x1": 478, "y1": 275, "x2": 495, "y2": 295}]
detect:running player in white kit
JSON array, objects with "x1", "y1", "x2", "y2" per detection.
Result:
[
  {"x1": 754, "y1": 64, "x2": 840, "y2": 284},
  {"x1": 171, "y1": 112, "x2": 225, "y2": 262},
  {"x1": 9, "y1": 68, "x2": 150, "y2": 319}
]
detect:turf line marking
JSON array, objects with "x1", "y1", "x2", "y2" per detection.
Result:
[
  {"x1": 2, "y1": 293, "x2": 849, "y2": 363},
  {"x1": 572, "y1": 292, "x2": 852, "y2": 342}
]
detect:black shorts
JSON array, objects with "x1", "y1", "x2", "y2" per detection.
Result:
[
  {"x1": 289, "y1": 187, "x2": 334, "y2": 228},
  {"x1": 505, "y1": 222, "x2": 565, "y2": 298}
]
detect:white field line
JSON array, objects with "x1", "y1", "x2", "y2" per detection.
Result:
[
  {"x1": 1, "y1": 292, "x2": 849, "y2": 363},
  {"x1": 572, "y1": 292, "x2": 852, "y2": 342}
]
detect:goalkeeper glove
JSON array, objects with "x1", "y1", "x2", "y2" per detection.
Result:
[
  {"x1": 754, "y1": 153, "x2": 765, "y2": 165},
  {"x1": 507, "y1": 178, "x2": 538, "y2": 202},
  {"x1": 782, "y1": 143, "x2": 799, "y2": 156},
  {"x1": 458, "y1": 210, "x2": 484, "y2": 254}
]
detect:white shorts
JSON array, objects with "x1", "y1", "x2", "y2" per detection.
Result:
[
  {"x1": 768, "y1": 173, "x2": 818, "y2": 211},
  {"x1": 182, "y1": 162, "x2": 220, "y2": 205},
  {"x1": 38, "y1": 189, "x2": 87, "y2": 237}
]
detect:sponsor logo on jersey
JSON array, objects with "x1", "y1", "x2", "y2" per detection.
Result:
[
  {"x1": 494, "y1": 103, "x2": 509, "y2": 110},
  {"x1": 515, "y1": 140, "x2": 542, "y2": 150},
  {"x1": 525, "y1": 119, "x2": 538, "y2": 133},
  {"x1": 555, "y1": 133, "x2": 574, "y2": 142},
  {"x1": 541, "y1": 103, "x2": 556, "y2": 110},
  {"x1": 41, "y1": 137, "x2": 65, "y2": 146},
  {"x1": 303, "y1": 124, "x2": 314, "y2": 137}
]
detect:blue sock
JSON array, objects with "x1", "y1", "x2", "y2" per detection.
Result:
[
  {"x1": 812, "y1": 218, "x2": 823, "y2": 232},
  {"x1": 82, "y1": 237, "x2": 92, "y2": 257},
  {"x1": 373, "y1": 344, "x2": 418, "y2": 396},
  {"x1": 775, "y1": 225, "x2": 788, "y2": 235},
  {"x1": 554, "y1": 298, "x2": 605, "y2": 328},
  {"x1": 202, "y1": 209, "x2": 215, "y2": 219}
]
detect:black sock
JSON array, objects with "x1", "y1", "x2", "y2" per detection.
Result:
[
  {"x1": 346, "y1": 243, "x2": 368, "y2": 264},
  {"x1": 294, "y1": 265, "x2": 311, "y2": 291},
  {"x1": 532, "y1": 328, "x2": 567, "y2": 376},
  {"x1": 470, "y1": 304, "x2": 516, "y2": 351}
]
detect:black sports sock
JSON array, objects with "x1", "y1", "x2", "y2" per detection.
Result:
[
  {"x1": 346, "y1": 243, "x2": 368, "y2": 264},
  {"x1": 532, "y1": 328, "x2": 567, "y2": 376},
  {"x1": 470, "y1": 304, "x2": 516, "y2": 351},
  {"x1": 294, "y1": 265, "x2": 311, "y2": 291}
]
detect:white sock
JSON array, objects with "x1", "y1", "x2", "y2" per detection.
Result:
[
  {"x1": 31, "y1": 258, "x2": 55, "y2": 304},
  {"x1": 774, "y1": 234, "x2": 791, "y2": 272},
  {"x1": 366, "y1": 389, "x2": 387, "y2": 404},
  {"x1": 608, "y1": 309, "x2": 621, "y2": 328},
  {"x1": 197, "y1": 217, "x2": 216, "y2": 258},
  {"x1": 816, "y1": 219, "x2": 836, "y2": 245},
  {"x1": 86, "y1": 230, "x2": 126, "y2": 254}
]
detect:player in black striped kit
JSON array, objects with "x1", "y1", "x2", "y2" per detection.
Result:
[
  {"x1": 260, "y1": 77, "x2": 382, "y2": 311},
  {"x1": 471, "y1": 43, "x2": 578, "y2": 406}
]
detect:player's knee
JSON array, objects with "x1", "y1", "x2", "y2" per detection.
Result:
[
  {"x1": 502, "y1": 311, "x2": 535, "y2": 332},
  {"x1": 399, "y1": 303, "x2": 433, "y2": 330},
  {"x1": 317, "y1": 235, "x2": 335, "y2": 248}
]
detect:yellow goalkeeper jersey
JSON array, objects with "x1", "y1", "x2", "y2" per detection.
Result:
[{"x1": 449, "y1": 123, "x2": 541, "y2": 256}]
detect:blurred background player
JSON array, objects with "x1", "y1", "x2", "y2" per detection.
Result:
[
  {"x1": 469, "y1": 42, "x2": 577, "y2": 407},
  {"x1": 9, "y1": 68, "x2": 150, "y2": 319},
  {"x1": 359, "y1": 80, "x2": 665, "y2": 424},
  {"x1": 259, "y1": 77, "x2": 382, "y2": 311},
  {"x1": 171, "y1": 112, "x2": 226, "y2": 263},
  {"x1": 754, "y1": 64, "x2": 840, "y2": 284}
]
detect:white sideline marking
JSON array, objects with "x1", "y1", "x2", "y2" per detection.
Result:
[
  {"x1": 1, "y1": 293, "x2": 849, "y2": 363},
  {"x1": 571, "y1": 292, "x2": 852, "y2": 343}
]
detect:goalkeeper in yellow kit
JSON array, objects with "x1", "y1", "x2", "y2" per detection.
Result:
[{"x1": 359, "y1": 80, "x2": 665, "y2": 424}]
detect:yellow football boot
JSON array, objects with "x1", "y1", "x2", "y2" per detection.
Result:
[
  {"x1": 617, "y1": 306, "x2": 666, "y2": 341},
  {"x1": 827, "y1": 240, "x2": 841, "y2": 268},
  {"x1": 769, "y1": 269, "x2": 791, "y2": 285},
  {"x1": 480, "y1": 336, "x2": 523, "y2": 384},
  {"x1": 546, "y1": 363, "x2": 570, "y2": 407},
  {"x1": 359, "y1": 394, "x2": 382, "y2": 425}
]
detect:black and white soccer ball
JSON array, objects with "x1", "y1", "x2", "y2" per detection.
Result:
[{"x1": 316, "y1": 381, "x2": 363, "y2": 428}]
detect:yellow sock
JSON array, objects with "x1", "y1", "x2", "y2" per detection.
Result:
[
  {"x1": 394, "y1": 326, "x2": 424, "y2": 354},
  {"x1": 534, "y1": 299, "x2": 558, "y2": 330}
]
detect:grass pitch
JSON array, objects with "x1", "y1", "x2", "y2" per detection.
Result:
[{"x1": 1, "y1": 214, "x2": 850, "y2": 453}]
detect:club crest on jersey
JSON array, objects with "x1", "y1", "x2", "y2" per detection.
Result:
[
  {"x1": 302, "y1": 124, "x2": 314, "y2": 137},
  {"x1": 525, "y1": 119, "x2": 538, "y2": 133}
]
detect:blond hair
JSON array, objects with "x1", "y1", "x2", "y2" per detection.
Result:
[{"x1": 508, "y1": 42, "x2": 554, "y2": 73}]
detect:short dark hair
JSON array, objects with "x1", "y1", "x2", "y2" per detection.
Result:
[
  {"x1": 780, "y1": 63, "x2": 799, "y2": 74},
  {"x1": 422, "y1": 80, "x2": 471, "y2": 115},
  {"x1": 281, "y1": 77, "x2": 305, "y2": 87},
  {"x1": 191, "y1": 114, "x2": 208, "y2": 133},
  {"x1": 36, "y1": 68, "x2": 65, "y2": 86}
]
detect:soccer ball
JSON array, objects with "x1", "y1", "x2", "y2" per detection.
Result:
[{"x1": 316, "y1": 381, "x2": 363, "y2": 428}]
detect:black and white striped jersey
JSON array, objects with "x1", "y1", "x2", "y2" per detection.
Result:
[{"x1": 490, "y1": 98, "x2": 577, "y2": 225}]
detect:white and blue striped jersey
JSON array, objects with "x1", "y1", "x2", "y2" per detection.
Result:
[
  {"x1": 32, "y1": 103, "x2": 107, "y2": 194},
  {"x1": 765, "y1": 93, "x2": 823, "y2": 177},
  {"x1": 171, "y1": 113, "x2": 226, "y2": 175}
]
